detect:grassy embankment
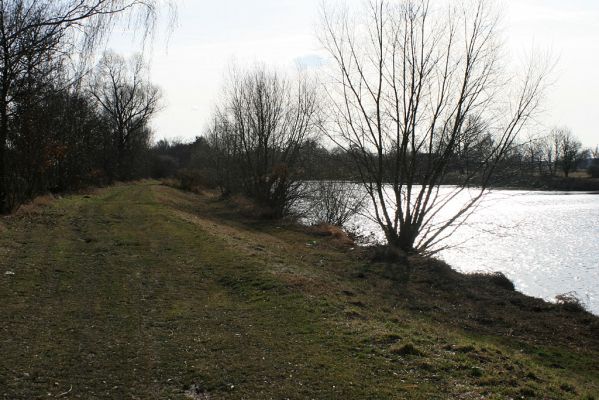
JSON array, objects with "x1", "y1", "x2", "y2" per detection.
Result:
[{"x1": 1, "y1": 181, "x2": 598, "y2": 399}]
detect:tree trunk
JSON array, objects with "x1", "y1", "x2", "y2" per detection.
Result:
[{"x1": 384, "y1": 226, "x2": 416, "y2": 255}]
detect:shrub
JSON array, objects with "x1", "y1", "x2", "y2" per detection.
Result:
[
  {"x1": 471, "y1": 272, "x2": 515, "y2": 291},
  {"x1": 471, "y1": 367, "x2": 484, "y2": 377},
  {"x1": 371, "y1": 244, "x2": 408, "y2": 264},
  {"x1": 230, "y1": 194, "x2": 278, "y2": 219},
  {"x1": 390, "y1": 343, "x2": 423, "y2": 356},
  {"x1": 308, "y1": 223, "x2": 354, "y2": 246},
  {"x1": 555, "y1": 292, "x2": 587, "y2": 313},
  {"x1": 2, "y1": 176, "x2": 26, "y2": 212},
  {"x1": 149, "y1": 154, "x2": 179, "y2": 179},
  {"x1": 559, "y1": 383, "x2": 576, "y2": 393},
  {"x1": 176, "y1": 168, "x2": 218, "y2": 193},
  {"x1": 306, "y1": 181, "x2": 366, "y2": 227}
]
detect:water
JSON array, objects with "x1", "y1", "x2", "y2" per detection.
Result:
[{"x1": 307, "y1": 185, "x2": 599, "y2": 314}]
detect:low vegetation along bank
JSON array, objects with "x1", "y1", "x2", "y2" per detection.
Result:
[{"x1": 1, "y1": 182, "x2": 598, "y2": 399}]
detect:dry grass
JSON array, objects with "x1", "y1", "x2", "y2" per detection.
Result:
[
  {"x1": 228, "y1": 193, "x2": 278, "y2": 219},
  {"x1": 568, "y1": 171, "x2": 591, "y2": 179},
  {"x1": 307, "y1": 223, "x2": 355, "y2": 247},
  {"x1": 14, "y1": 194, "x2": 57, "y2": 215}
]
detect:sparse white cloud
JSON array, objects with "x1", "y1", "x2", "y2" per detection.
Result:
[{"x1": 294, "y1": 54, "x2": 327, "y2": 69}]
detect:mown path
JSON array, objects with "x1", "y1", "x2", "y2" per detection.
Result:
[
  {"x1": 0, "y1": 183, "x2": 394, "y2": 399},
  {"x1": 1, "y1": 182, "x2": 598, "y2": 399}
]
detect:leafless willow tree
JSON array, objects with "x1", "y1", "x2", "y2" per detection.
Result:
[
  {"x1": 0, "y1": 0, "x2": 173, "y2": 212},
  {"x1": 320, "y1": 0, "x2": 550, "y2": 253},
  {"x1": 207, "y1": 65, "x2": 320, "y2": 218},
  {"x1": 90, "y1": 51, "x2": 161, "y2": 179}
]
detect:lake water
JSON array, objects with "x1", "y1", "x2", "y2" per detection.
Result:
[{"x1": 308, "y1": 186, "x2": 599, "y2": 315}]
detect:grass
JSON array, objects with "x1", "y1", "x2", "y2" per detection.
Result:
[{"x1": 1, "y1": 181, "x2": 598, "y2": 399}]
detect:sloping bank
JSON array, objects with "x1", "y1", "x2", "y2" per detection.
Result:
[{"x1": 0, "y1": 181, "x2": 597, "y2": 399}]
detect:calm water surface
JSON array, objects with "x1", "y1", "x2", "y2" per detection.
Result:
[{"x1": 342, "y1": 188, "x2": 599, "y2": 314}]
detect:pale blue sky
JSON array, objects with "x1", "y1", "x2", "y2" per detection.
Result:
[{"x1": 111, "y1": 0, "x2": 599, "y2": 147}]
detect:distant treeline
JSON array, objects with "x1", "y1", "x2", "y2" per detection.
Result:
[
  {"x1": 149, "y1": 132, "x2": 599, "y2": 193},
  {"x1": 149, "y1": 138, "x2": 359, "y2": 182}
]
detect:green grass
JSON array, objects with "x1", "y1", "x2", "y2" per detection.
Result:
[{"x1": 1, "y1": 181, "x2": 598, "y2": 399}]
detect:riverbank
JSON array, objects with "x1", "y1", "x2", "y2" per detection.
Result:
[
  {"x1": 434, "y1": 173, "x2": 599, "y2": 192},
  {"x1": 488, "y1": 175, "x2": 599, "y2": 192},
  {"x1": 1, "y1": 182, "x2": 598, "y2": 399}
]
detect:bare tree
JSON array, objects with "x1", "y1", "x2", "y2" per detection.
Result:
[
  {"x1": 320, "y1": 0, "x2": 550, "y2": 253},
  {"x1": 90, "y1": 51, "x2": 161, "y2": 179},
  {"x1": 0, "y1": 0, "x2": 173, "y2": 212},
  {"x1": 550, "y1": 127, "x2": 582, "y2": 178},
  {"x1": 522, "y1": 135, "x2": 546, "y2": 176},
  {"x1": 547, "y1": 128, "x2": 565, "y2": 176},
  {"x1": 589, "y1": 146, "x2": 599, "y2": 178},
  {"x1": 307, "y1": 180, "x2": 367, "y2": 227},
  {"x1": 543, "y1": 127, "x2": 584, "y2": 177},
  {"x1": 208, "y1": 65, "x2": 320, "y2": 218}
]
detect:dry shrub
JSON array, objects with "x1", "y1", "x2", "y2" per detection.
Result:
[
  {"x1": 76, "y1": 186, "x2": 101, "y2": 196},
  {"x1": 160, "y1": 178, "x2": 179, "y2": 188},
  {"x1": 230, "y1": 194, "x2": 277, "y2": 219},
  {"x1": 306, "y1": 181, "x2": 366, "y2": 228},
  {"x1": 470, "y1": 272, "x2": 515, "y2": 291},
  {"x1": 555, "y1": 292, "x2": 587, "y2": 313},
  {"x1": 308, "y1": 223, "x2": 354, "y2": 246},
  {"x1": 390, "y1": 343, "x2": 423, "y2": 356},
  {"x1": 370, "y1": 245, "x2": 408, "y2": 264},
  {"x1": 176, "y1": 168, "x2": 218, "y2": 193},
  {"x1": 15, "y1": 194, "x2": 57, "y2": 215}
]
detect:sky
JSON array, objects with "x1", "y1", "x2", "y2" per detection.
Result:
[{"x1": 110, "y1": 0, "x2": 599, "y2": 147}]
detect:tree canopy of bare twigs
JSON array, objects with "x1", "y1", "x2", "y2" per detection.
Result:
[
  {"x1": 307, "y1": 180, "x2": 367, "y2": 228},
  {"x1": 0, "y1": 0, "x2": 174, "y2": 212},
  {"x1": 207, "y1": 65, "x2": 320, "y2": 218},
  {"x1": 549, "y1": 127, "x2": 583, "y2": 178},
  {"x1": 90, "y1": 51, "x2": 161, "y2": 179},
  {"x1": 319, "y1": 0, "x2": 550, "y2": 254}
]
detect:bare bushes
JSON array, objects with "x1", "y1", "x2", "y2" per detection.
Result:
[
  {"x1": 555, "y1": 292, "x2": 587, "y2": 313},
  {"x1": 305, "y1": 181, "x2": 366, "y2": 227},
  {"x1": 307, "y1": 223, "x2": 355, "y2": 247},
  {"x1": 226, "y1": 193, "x2": 284, "y2": 220},
  {"x1": 176, "y1": 168, "x2": 218, "y2": 193},
  {"x1": 206, "y1": 65, "x2": 320, "y2": 219},
  {"x1": 469, "y1": 272, "x2": 515, "y2": 291}
]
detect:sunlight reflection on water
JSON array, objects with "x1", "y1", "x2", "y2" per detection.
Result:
[{"x1": 344, "y1": 187, "x2": 599, "y2": 314}]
